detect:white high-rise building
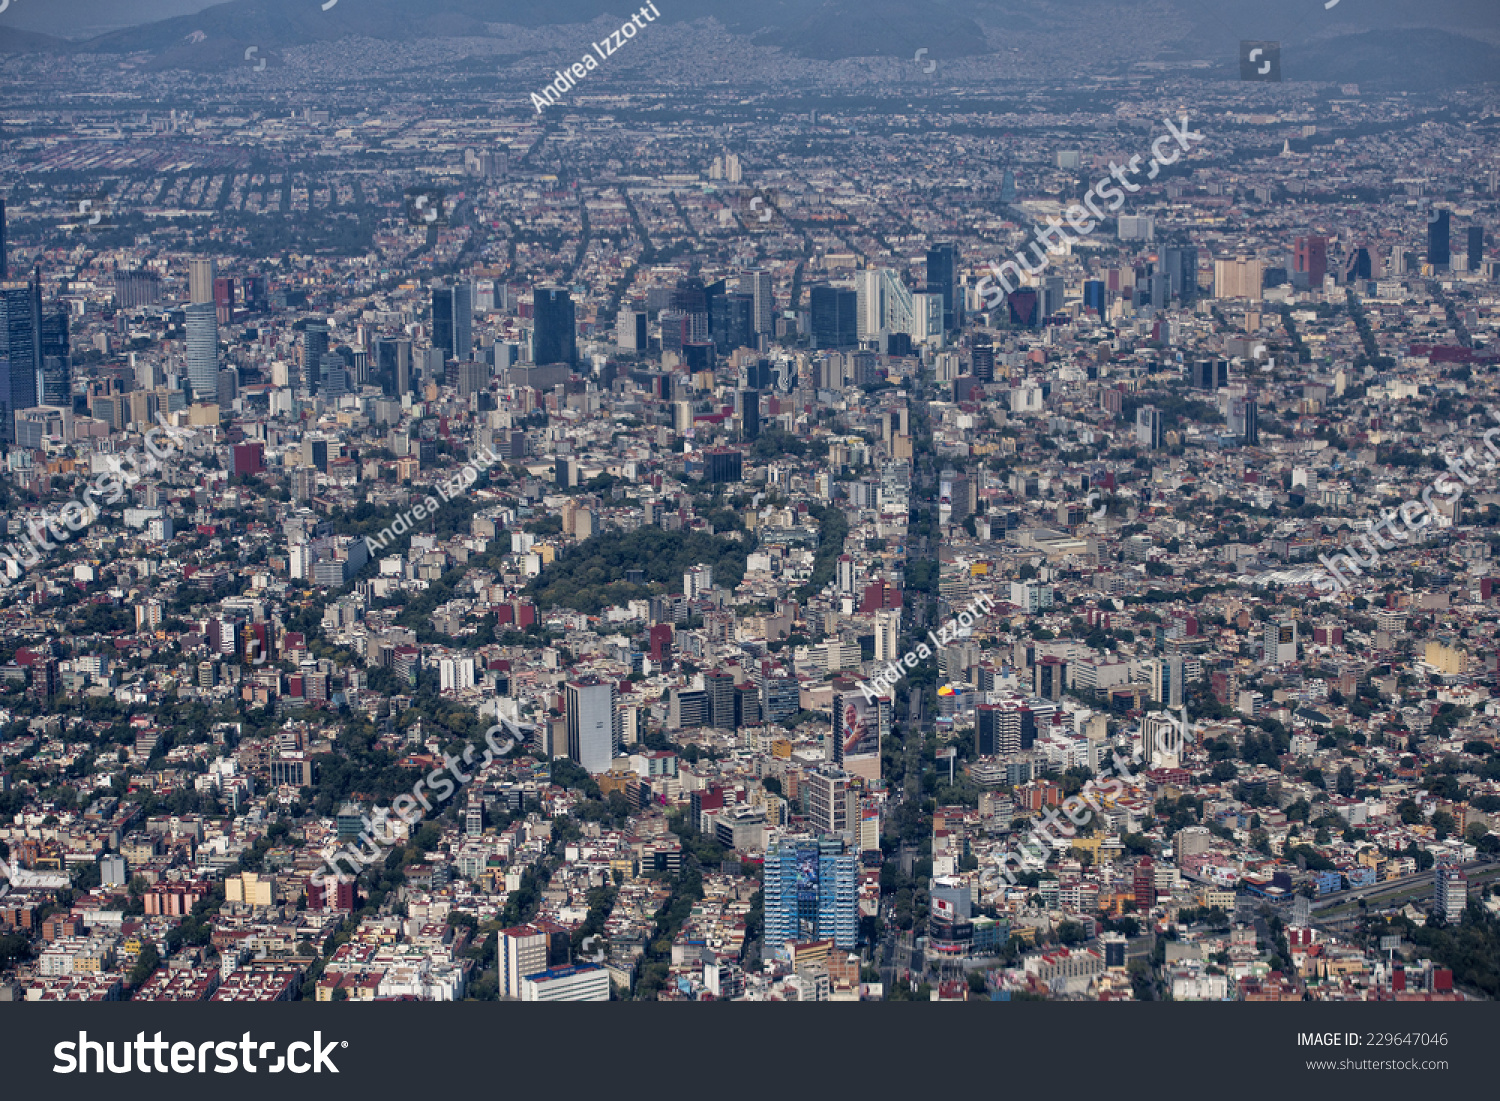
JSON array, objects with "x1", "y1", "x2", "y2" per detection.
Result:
[
  {"x1": 185, "y1": 301, "x2": 219, "y2": 402},
  {"x1": 439, "y1": 657, "x2": 476, "y2": 692},
  {"x1": 684, "y1": 564, "x2": 713, "y2": 599},
  {"x1": 748, "y1": 269, "x2": 774, "y2": 335},
  {"x1": 498, "y1": 926, "x2": 549, "y2": 999},
  {"x1": 566, "y1": 679, "x2": 618, "y2": 774},
  {"x1": 874, "y1": 609, "x2": 901, "y2": 663}
]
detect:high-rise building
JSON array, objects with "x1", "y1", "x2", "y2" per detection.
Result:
[
  {"x1": 1429, "y1": 208, "x2": 1451, "y2": 270},
  {"x1": 1083, "y1": 280, "x2": 1105, "y2": 314},
  {"x1": 1213, "y1": 258, "x2": 1265, "y2": 300},
  {"x1": 1263, "y1": 620, "x2": 1297, "y2": 664},
  {"x1": 748, "y1": 269, "x2": 774, "y2": 336},
  {"x1": 375, "y1": 338, "x2": 412, "y2": 397},
  {"x1": 1191, "y1": 359, "x2": 1227, "y2": 390},
  {"x1": 1150, "y1": 655, "x2": 1184, "y2": 707},
  {"x1": 874, "y1": 609, "x2": 901, "y2": 663},
  {"x1": 1007, "y1": 288, "x2": 1040, "y2": 328},
  {"x1": 565, "y1": 678, "x2": 617, "y2": 774},
  {"x1": 498, "y1": 925, "x2": 550, "y2": 1000},
  {"x1": 1434, "y1": 866, "x2": 1467, "y2": 921},
  {"x1": 184, "y1": 301, "x2": 219, "y2": 402},
  {"x1": 0, "y1": 274, "x2": 41, "y2": 443},
  {"x1": 188, "y1": 258, "x2": 216, "y2": 305},
  {"x1": 763, "y1": 837, "x2": 858, "y2": 952},
  {"x1": 709, "y1": 292, "x2": 754, "y2": 353},
  {"x1": 616, "y1": 309, "x2": 647, "y2": 353},
  {"x1": 1293, "y1": 235, "x2": 1328, "y2": 289},
  {"x1": 39, "y1": 309, "x2": 69, "y2": 407},
  {"x1": 299, "y1": 321, "x2": 328, "y2": 395},
  {"x1": 0, "y1": 198, "x2": 7, "y2": 280},
  {"x1": 809, "y1": 286, "x2": 857, "y2": 349},
  {"x1": 833, "y1": 690, "x2": 888, "y2": 782},
  {"x1": 432, "y1": 283, "x2": 473, "y2": 362},
  {"x1": 926, "y1": 242, "x2": 961, "y2": 329},
  {"x1": 740, "y1": 388, "x2": 760, "y2": 440},
  {"x1": 1468, "y1": 226, "x2": 1485, "y2": 270},
  {"x1": 534, "y1": 286, "x2": 576, "y2": 366},
  {"x1": 1162, "y1": 244, "x2": 1199, "y2": 303},
  {"x1": 1135, "y1": 405, "x2": 1162, "y2": 449},
  {"x1": 970, "y1": 332, "x2": 994, "y2": 381}
]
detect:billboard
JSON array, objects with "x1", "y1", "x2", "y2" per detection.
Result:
[{"x1": 836, "y1": 691, "x2": 886, "y2": 780}]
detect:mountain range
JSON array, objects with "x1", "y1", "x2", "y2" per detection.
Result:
[{"x1": 0, "y1": 0, "x2": 1496, "y2": 89}]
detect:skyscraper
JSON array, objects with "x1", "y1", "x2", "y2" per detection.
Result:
[
  {"x1": 708, "y1": 292, "x2": 754, "y2": 353},
  {"x1": 432, "y1": 283, "x2": 473, "y2": 362},
  {"x1": 39, "y1": 309, "x2": 69, "y2": 407},
  {"x1": 184, "y1": 302, "x2": 220, "y2": 401},
  {"x1": 809, "y1": 286, "x2": 857, "y2": 349},
  {"x1": 565, "y1": 678, "x2": 617, "y2": 774},
  {"x1": 1468, "y1": 226, "x2": 1485, "y2": 270},
  {"x1": 302, "y1": 322, "x2": 329, "y2": 396},
  {"x1": 971, "y1": 332, "x2": 994, "y2": 381},
  {"x1": 616, "y1": 309, "x2": 647, "y2": 353},
  {"x1": 0, "y1": 274, "x2": 41, "y2": 444},
  {"x1": 1136, "y1": 405, "x2": 1162, "y2": 449},
  {"x1": 1162, "y1": 244, "x2": 1199, "y2": 303},
  {"x1": 748, "y1": 269, "x2": 774, "y2": 336},
  {"x1": 1429, "y1": 208, "x2": 1451, "y2": 270},
  {"x1": 1083, "y1": 280, "x2": 1105, "y2": 315},
  {"x1": 533, "y1": 286, "x2": 576, "y2": 367},
  {"x1": 188, "y1": 258, "x2": 216, "y2": 305},
  {"x1": 1293, "y1": 235, "x2": 1327, "y2": 289},
  {"x1": 926, "y1": 242, "x2": 961, "y2": 330},
  {"x1": 0, "y1": 198, "x2": 7, "y2": 281},
  {"x1": 762, "y1": 837, "x2": 858, "y2": 952}
]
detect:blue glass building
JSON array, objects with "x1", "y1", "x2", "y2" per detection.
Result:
[{"x1": 763, "y1": 837, "x2": 858, "y2": 953}]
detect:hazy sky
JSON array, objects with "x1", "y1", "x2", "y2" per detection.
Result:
[{"x1": 1, "y1": 0, "x2": 223, "y2": 39}]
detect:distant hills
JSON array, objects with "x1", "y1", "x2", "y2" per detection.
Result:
[{"x1": 0, "y1": 0, "x2": 1496, "y2": 90}]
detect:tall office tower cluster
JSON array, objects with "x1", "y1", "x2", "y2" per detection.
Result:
[
  {"x1": 185, "y1": 257, "x2": 219, "y2": 402},
  {"x1": 0, "y1": 268, "x2": 68, "y2": 445},
  {"x1": 432, "y1": 282, "x2": 473, "y2": 362},
  {"x1": 534, "y1": 286, "x2": 577, "y2": 367}
]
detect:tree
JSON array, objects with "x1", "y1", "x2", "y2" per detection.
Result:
[
  {"x1": 1336, "y1": 765, "x2": 1356, "y2": 798},
  {"x1": 129, "y1": 941, "x2": 160, "y2": 988}
]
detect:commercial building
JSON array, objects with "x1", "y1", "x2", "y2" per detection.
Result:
[
  {"x1": 763, "y1": 837, "x2": 859, "y2": 951},
  {"x1": 566, "y1": 678, "x2": 618, "y2": 774}
]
